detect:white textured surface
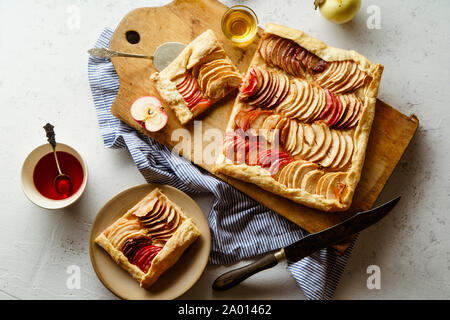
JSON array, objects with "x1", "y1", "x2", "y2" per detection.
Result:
[{"x1": 0, "y1": 0, "x2": 448, "y2": 300}]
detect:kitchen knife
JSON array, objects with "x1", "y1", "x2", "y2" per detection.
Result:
[{"x1": 212, "y1": 196, "x2": 400, "y2": 291}]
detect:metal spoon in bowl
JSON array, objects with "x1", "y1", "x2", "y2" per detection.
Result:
[
  {"x1": 43, "y1": 123, "x2": 73, "y2": 199},
  {"x1": 87, "y1": 42, "x2": 186, "y2": 72}
]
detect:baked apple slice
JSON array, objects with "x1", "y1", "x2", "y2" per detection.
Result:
[
  {"x1": 291, "y1": 162, "x2": 319, "y2": 189},
  {"x1": 330, "y1": 131, "x2": 347, "y2": 170},
  {"x1": 283, "y1": 161, "x2": 304, "y2": 188},
  {"x1": 319, "y1": 130, "x2": 341, "y2": 167},
  {"x1": 334, "y1": 132, "x2": 354, "y2": 169},
  {"x1": 307, "y1": 124, "x2": 332, "y2": 163},
  {"x1": 316, "y1": 172, "x2": 338, "y2": 196},
  {"x1": 301, "y1": 170, "x2": 324, "y2": 194},
  {"x1": 276, "y1": 82, "x2": 297, "y2": 114},
  {"x1": 325, "y1": 173, "x2": 348, "y2": 200}
]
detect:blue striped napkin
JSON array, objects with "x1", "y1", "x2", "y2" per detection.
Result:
[{"x1": 88, "y1": 29, "x2": 354, "y2": 300}]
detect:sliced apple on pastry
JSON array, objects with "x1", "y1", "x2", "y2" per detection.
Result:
[
  {"x1": 131, "y1": 96, "x2": 168, "y2": 132},
  {"x1": 206, "y1": 72, "x2": 243, "y2": 100},
  {"x1": 301, "y1": 170, "x2": 324, "y2": 194},
  {"x1": 277, "y1": 161, "x2": 296, "y2": 186},
  {"x1": 258, "y1": 34, "x2": 328, "y2": 77},
  {"x1": 234, "y1": 108, "x2": 273, "y2": 132},
  {"x1": 190, "y1": 99, "x2": 213, "y2": 116},
  {"x1": 240, "y1": 68, "x2": 259, "y2": 96},
  {"x1": 316, "y1": 172, "x2": 338, "y2": 196},
  {"x1": 240, "y1": 67, "x2": 289, "y2": 109},
  {"x1": 175, "y1": 73, "x2": 212, "y2": 111},
  {"x1": 307, "y1": 124, "x2": 333, "y2": 163},
  {"x1": 319, "y1": 130, "x2": 341, "y2": 168},
  {"x1": 289, "y1": 162, "x2": 317, "y2": 189},
  {"x1": 279, "y1": 161, "x2": 318, "y2": 189},
  {"x1": 325, "y1": 172, "x2": 348, "y2": 200},
  {"x1": 315, "y1": 60, "x2": 367, "y2": 94},
  {"x1": 332, "y1": 132, "x2": 354, "y2": 169}
]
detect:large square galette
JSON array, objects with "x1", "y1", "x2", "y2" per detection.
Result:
[
  {"x1": 95, "y1": 188, "x2": 201, "y2": 289},
  {"x1": 215, "y1": 23, "x2": 384, "y2": 212},
  {"x1": 151, "y1": 29, "x2": 243, "y2": 125}
]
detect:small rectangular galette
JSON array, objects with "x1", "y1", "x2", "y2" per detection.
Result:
[
  {"x1": 95, "y1": 188, "x2": 201, "y2": 288},
  {"x1": 215, "y1": 23, "x2": 384, "y2": 212},
  {"x1": 151, "y1": 29, "x2": 243, "y2": 125}
]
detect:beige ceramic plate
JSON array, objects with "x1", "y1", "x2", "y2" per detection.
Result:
[{"x1": 89, "y1": 183, "x2": 211, "y2": 300}]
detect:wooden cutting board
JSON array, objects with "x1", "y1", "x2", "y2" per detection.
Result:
[{"x1": 109, "y1": 0, "x2": 419, "y2": 252}]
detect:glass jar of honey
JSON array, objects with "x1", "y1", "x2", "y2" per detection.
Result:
[{"x1": 221, "y1": 5, "x2": 258, "y2": 47}]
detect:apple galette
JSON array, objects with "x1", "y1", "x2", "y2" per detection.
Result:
[
  {"x1": 95, "y1": 188, "x2": 201, "y2": 288},
  {"x1": 216, "y1": 23, "x2": 383, "y2": 212},
  {"x1": 151, "y1": 29, "x2": 243, "y2": 125}
]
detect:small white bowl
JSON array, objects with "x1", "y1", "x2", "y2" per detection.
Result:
[{"x1": 21, "y1": 143, "x2": 88, "y2": 210}]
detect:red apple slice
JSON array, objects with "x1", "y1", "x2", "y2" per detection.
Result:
[
  {"x1": 176, "y1": 74, "x2": 193, "y2": 92},
  {"x1": 265, "y1": 36, "x2": 277, "y2": 65},
  {"x1": 329, "y1": 93, "x2": 343, "y2": 126},
  {"x1": 258, "y1": 36, "x2": 270, "y2": 61},
  {"x1": 244, "y1": 67, "x2": 264, "y2": 100},
  {"x1": 240, "y1": 70, "x2": 258, "y2": 96},
  {"x1": 305, "y1": 53, "x2": 314, "y2": 70},
  {"x1": 258, "y1": 149, "x2": 273, "y2": 168},
  {"x1": 323, "y1": 92, "x2": 340, "y2": 126},
  {"x1": 246, "y1": 68, "x2": 269, "y2": 103},
  {"x1": 283, "y1": 42, "x2": 296, "y2": 75},
  {"x1": 312, "y1": 59, "x2": 328, "y2": 73},
  {"x1": 278, "y1": 39, "x2": 290, "y2": 70},
  {"x1": 183, "y1": 77, "x2": 199, "y2": 100},
  {"x1": 175, "y1": 75, "x2": 190, "y2": 92},
  {"x1": 249, "y1": 70, "x2": 274, "y2": 107},
  {"x1": 268, "y1": 151, "x2": 292, "y2": 175},
  {"x1": 271, "y1": 38, "x2": 285, "y2": 67},
  {"x1": 297, "y1": 49, "x2": 307, "y2": 67},
  {"x1": 319, "y1": 89, "x2": 334, "y2": 119},
  {"x1": 190, "y1": 99, "x2": 212, "y2": 116},
  {"x1": 335, "y1": 96, "x2": 351, "y2": 127},
  {"x1": 264, "y1": 71, "x2": 283, "y2": 108},
  {"x1": 347, "y1": 102, "x2": 362, "y2": 128},
  {"x1": 185, "y1": 89, "x2": 203, "y2": 108},
  {"x1": 331, "y1": 94, "x2": 345, "y2": 126},
  {"x1": 291, "y1": 47, "x2": 304, "y2": 76},
  {"x1": 267, "y1": 73, "x2": 289, "y2": 109},
  {"x1": 258, "y1": 71, "x2": 279, "y2": 108},
  {"x1": 234, "y1": 109, "x2": 254, "y2": 130}
]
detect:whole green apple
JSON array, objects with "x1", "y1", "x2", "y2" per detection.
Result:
[{"x1": 315, "y1": 0, "x2": 362, "y2": 24}]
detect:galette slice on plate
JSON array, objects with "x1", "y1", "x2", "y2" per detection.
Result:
[
  {"x1": 151, "y1": 29, "x2": 243, "y2": 125},
  {"x1": 95, "y1": 188, "x2": 201, "y2": 289}
]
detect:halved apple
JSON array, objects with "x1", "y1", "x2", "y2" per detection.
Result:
[{"x1": 130, "y1": 96, "x2": 168, "y2": 132}]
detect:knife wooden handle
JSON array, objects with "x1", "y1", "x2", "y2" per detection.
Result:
[{"x1": 212, "y1": 253, "x2": 279, "y2": 291}]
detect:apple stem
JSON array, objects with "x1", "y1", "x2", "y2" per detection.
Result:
[{"x1": 314, "y1": 0, "x2": 325, "y2": 10}]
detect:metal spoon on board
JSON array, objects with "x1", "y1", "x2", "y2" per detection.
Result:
[
  {"x1": 87, "y1": 42, "x2": 186, "y2": 72},
  {"x1": 43, "y1": 123, "x2": 73, "y2": 199}
]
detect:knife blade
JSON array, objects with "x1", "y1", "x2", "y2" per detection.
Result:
[{"x1": 212, "y1": 196, "x2": 400, "y2": 291}]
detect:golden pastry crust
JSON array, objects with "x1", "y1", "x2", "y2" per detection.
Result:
[
  {"x1": 215, "y1": 24, "x2": 384, "y2": 212},
  {"x1": 151, "y1": 29, "x2": 242, "y2": 125},
  {"x1": 94, "y1": 188, "x2": 201, "y2": 288}
]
